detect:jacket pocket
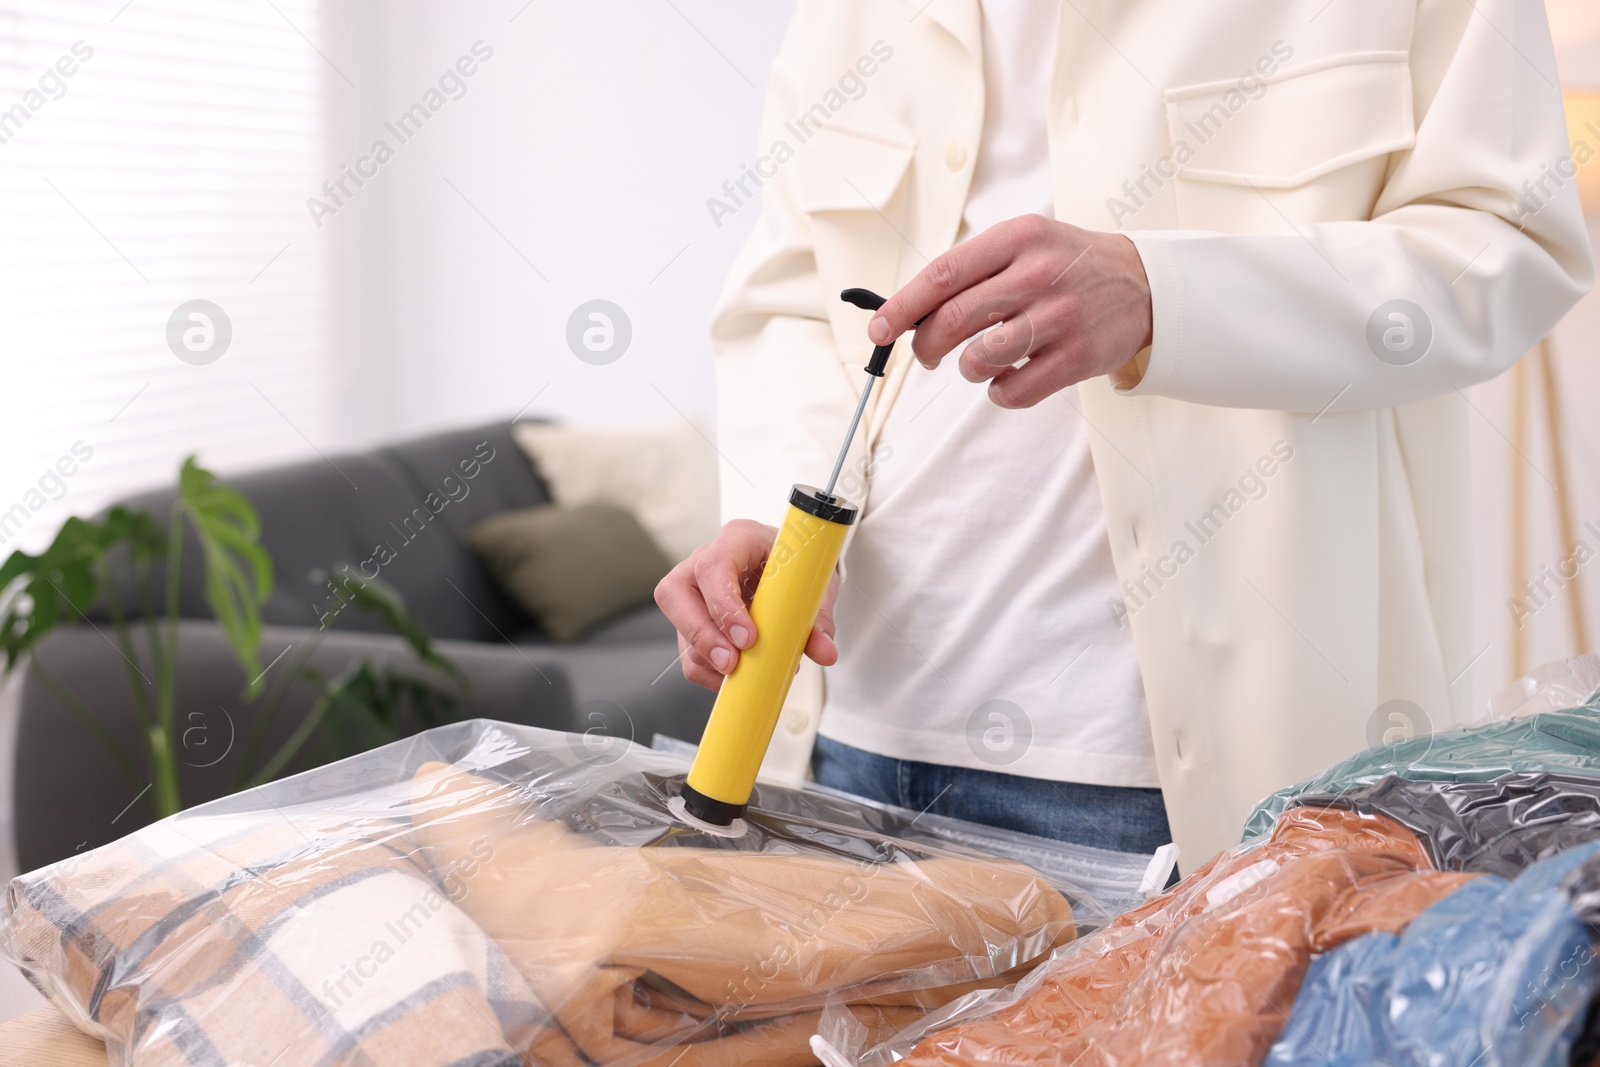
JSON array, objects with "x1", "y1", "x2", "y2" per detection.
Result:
[
  {"x1": 1162, "y1": 52, "x2": 1414, "y2": 229},
  {"x1": 796, "y1": 123, "x2": 916, "y2": 214},
  {"x1": 796, "y1": 124, "x2": 917, "y2": 363},
  {"x1": 1165, "y1": 52, "x2": 1414, "y2": 188}
]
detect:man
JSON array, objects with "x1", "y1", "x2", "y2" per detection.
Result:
[{"x1": 656, "y1": 0, "x2": 1593, "y2": 869}]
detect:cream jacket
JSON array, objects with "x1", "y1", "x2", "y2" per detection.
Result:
[{"x1": 709, "y1": 0, "x2": 1593, "y2": 868}]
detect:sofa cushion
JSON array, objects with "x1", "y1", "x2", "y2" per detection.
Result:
[
  {"x1": 570, "y1": 603, "x2": 680, "y2": 645},
  {"x1": 467, "y1": 503, "x2": 672, "y2": 643},
  {"x1": 380, "y1": 422, "x2": 549, "y2": 541},
  {"x1": 511, "y1": 420, "x2": 720, "y2": 563}
]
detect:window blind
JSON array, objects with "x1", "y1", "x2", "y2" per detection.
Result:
[{"x1": 0, "y1": 0, "x2": 337, "y2": 552}]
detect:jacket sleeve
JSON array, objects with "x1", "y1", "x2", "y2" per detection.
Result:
[
  {"x1": 1118, "y1": 0, "x2": 1595, "y2": 414},
  {"x1": 707, "y1": 28, "x2": 861, "y2": 529}
]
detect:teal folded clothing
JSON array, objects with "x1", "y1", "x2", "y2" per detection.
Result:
[
  {"x1": 1241, "y1": 699, "x2": 1600, "y2": 842},
  {"x1": 1263, "y1": 841, "x2": 1600, "y2": 1067}
]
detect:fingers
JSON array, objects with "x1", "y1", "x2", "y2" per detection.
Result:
[
  {"x1": 954, "y1": 309, "x2": 1040, "y2": 382},
  {"x1": 655, "y1": 520, "x2": 774, "y2": 688},
  {"x1": 866, "y1": 219, "x2": 1150, "y2": 409},
  {"x1": 867, "y1": 218, "x2": 1036, "y2": 345},
  {"x1": 805, "y1": 570, "x2": 842, "y2": 666},
  {"x1": 693, "y1": 550, "x2": 756, "y2": 649},
  {"x1": 984, "y1": 344, "x2": 1087, "y2": 408},
  {"x1": 677, "y1": 633, "x2": 725, "y2": 692},
  {"x1": 658, "y1": 524, "x2": 850, "y2": 688},
  {"x1": 905, "y1": 274, "x2": 1028, "y2": 369}
]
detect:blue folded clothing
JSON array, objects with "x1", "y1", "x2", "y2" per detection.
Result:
[{"x1": 1263, "y1": 842, "x2": 1600, "y2": 1067}]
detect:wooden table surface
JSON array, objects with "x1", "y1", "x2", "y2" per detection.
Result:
[{"x1": 0, "y1": 1006, "x2": 108, "y2": 1066}]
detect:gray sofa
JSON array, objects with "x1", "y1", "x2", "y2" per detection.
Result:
[{"x1": 9, "y1": 420, "x2": 713, "y2": 871}]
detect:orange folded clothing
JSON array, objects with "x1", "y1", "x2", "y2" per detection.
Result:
[
  {"x1": 901, "y1": 807, "x2": 1476, "y2": 1067},
  {"x1": 408, "y1": 761, "x2": 1078, "y2": 1066}
]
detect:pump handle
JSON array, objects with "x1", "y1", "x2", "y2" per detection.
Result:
[{"x1": 838, "y1": 288, "x2": 929, "y2": 377}]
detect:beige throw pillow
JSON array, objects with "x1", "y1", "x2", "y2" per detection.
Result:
[
  {"x1": 466, "y1": 503, "x2": 673, "y2": 642},
  {"x1": 511, "y1": 420, "x2": 720, "y2": 563}
]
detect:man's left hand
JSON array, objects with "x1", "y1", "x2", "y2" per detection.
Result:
[{"x1": 867, "y1": 214, "x2": 1154, "y2": 408}]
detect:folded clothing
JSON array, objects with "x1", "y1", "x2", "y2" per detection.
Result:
[
  {"x1": 1292, "y1": 771, "x2": 1600, "y2": 879},
  {"x1": 408, "y1": 761, "x2": 1077, "y2": 1066},
  {"x1": 895, "y1": 806, "x2": 1470, "y2": 1067},
  {"x1": 1561, "y1": 853, "x2": 1600, "y2": 1067},
  {"x1": 0, "y1": 721, "x2": 1084, "y2": 1067},
  {"x1": 1263, "y1": 841, "x2": 1600, "y2": 1067},
  {"x1": 1, "y1": 811, "x2": 548, "y2": 1066},
  {"x1": 1242, "y1": 702, "x2": 1600, "y2": 841}
]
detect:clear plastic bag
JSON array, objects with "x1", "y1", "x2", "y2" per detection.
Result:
[
  {"x1": 813, "y1": 805, "x2": 1472, "y2": 1067},
  {"x1": 1487, "y1": 653, "x2": 1600, "y2": 722},
  {"x1": 1291, "y1": 770, "x2": 1600, "y2": 879},
  {"x1": 649, "y1": 733, "x2": 1171, "y2": 924},
  {"x1": 1239, "y1": 686, "x2": 1600, "y2": 843},
  {"x1": 813, "y1": 659, "x2": 1600, "y2": 1067},
  {"x1": 0, "y1": 719, "x2": 1150, "y2": 1066}
]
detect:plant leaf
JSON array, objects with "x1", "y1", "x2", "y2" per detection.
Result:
[
  {"x1": 177, "y1": 457, "x2": 273, "y2": 694},
  {"x1": 0, "y1": 511, "x2": 166, "y2": 670},
  {"x1": 316, "y1": 567, "x2": 468, "y2": 690},
  {"x1": 319, "y1": 659, "x2": 464, "y2": 760}
]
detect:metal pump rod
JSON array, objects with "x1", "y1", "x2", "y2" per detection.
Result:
[
  {"x1": 825, "y1": 288, "x2": 927, "y2": 498},
  {"x1": 824, "y1": 378, "x2": 874, "y2": 497}
]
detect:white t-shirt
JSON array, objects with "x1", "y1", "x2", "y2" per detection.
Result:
[{"x1": 818, "y1": 0, "x2": 1160, "y2": 788}]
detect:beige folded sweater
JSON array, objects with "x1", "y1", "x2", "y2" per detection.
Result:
[{"x1": 408, "y1": 761, "x2": 1077, "y2": 1065}]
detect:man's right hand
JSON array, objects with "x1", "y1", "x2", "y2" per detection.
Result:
[{"x1": 654, "y1": 519, "x2": 841, "y2": 691}]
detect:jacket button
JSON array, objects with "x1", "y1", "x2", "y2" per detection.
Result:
[
  {"x1": 783, "y1": 708, "x2": 810, "y2": 734},
  {"x1": 944, "y1": 143, "x2": 968, "y2": 171}
]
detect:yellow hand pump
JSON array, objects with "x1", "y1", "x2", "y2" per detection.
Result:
[{"x1": 677, "y1": 288, "x2": 916, "y2": 828}]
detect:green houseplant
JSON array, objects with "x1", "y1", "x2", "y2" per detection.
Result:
[{"x1": 0, "y1": 456, "x2": 466, "y2": 818}]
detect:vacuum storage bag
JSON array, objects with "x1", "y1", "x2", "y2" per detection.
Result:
[
  {"x1": 815, "y1": 806, "x2": 1473, "y2": 1067},
  {"x1": 1262, "y1": 841, "x2": 1600, "y2": 1067},
  {"x1": 1290, "y1": 770, "x2": 1600, "y2": 879},
  {"x1": 1240, "y1": 693, "x2": 1600, "y2": 842},
  {"x1": 0, "y1": 719, "x2": 1150, "y2": 1067},
  {"x1": 812, "y1": 662, "x2": 1600, "y2": 1067}
]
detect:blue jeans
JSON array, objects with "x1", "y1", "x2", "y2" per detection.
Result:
[{"x1": 812, "y1": 735, "x2": 1173, "y2": 856}]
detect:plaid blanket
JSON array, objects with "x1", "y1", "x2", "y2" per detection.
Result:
[
  {"x1": 2, "y1": 762, "x2": 1074, "y2": 1066},
  {"x1": 3, "y1": 805, "x2": 553, "y2": 1066}
]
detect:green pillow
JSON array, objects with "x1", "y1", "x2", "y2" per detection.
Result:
[{"x1": 466, "y1": 502, "x2": 673, "y2": 642}]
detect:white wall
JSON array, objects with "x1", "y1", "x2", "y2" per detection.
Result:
[
  {"x1": 321, "y1": 1, "x2": 795, "y2": 443},
  {"x1": 1550, "y1": 0, "x2": 1600, "y2": 85}
]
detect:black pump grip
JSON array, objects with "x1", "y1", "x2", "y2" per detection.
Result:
[
  {"x1": 840, "y1": 287, "x2": 886, "y2": 312},
  {"x1": 839, "y1": 288, "x2": 930, "y2": 377},
  {"x1": 864, "y1": 343, "x2": 893, "y2": 377}
]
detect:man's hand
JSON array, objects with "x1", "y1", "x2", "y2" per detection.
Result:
[
  {"x1": 655, "y1": 520, "x2": 841, "y2": 691},
  {"x1": 867, "y1": 215, "x2": 1154, "y2": 408}
]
